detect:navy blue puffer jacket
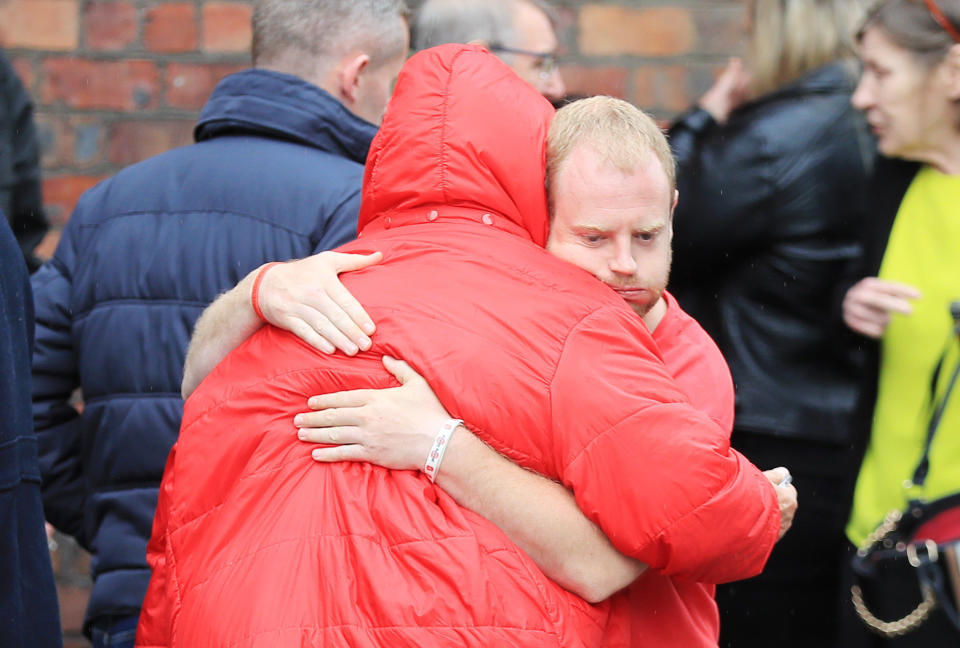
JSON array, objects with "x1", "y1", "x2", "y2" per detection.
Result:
[{"x1": 30, "y1": 69, "x2": 375, "y2": 634}]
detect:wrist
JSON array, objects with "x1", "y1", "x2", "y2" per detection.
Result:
[
  {"x1": 423, "y1": 418, "x2": 463, "y2": 482},
  {"x1": 250, "y1": 262, "x2": 283, "y2": 323}
]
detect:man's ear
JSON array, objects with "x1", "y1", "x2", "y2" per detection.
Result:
[
  {"x1": 337, "y1": 52, "x2": 371, "y2": 105},
  {"x1": 944, "y1": 44, "x2": 960, "y2": 101},
  {"x1": 672, "y1": 189, "x2": 679, "y2": 211}
]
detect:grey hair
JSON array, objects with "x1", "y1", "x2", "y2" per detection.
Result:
[
  {"x1": 412, "y1": 0, "x2": 517, "y2": 50},
  {"x1": 858, "y1": 0, "x2": 960, "y2": 68},
  {"x1": 253, "y1": 0, "x2": 409, "y2": 70}
]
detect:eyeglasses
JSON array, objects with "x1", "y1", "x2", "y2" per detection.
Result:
[
  {"x1": 915, "y1": 0, "x2": 960, "y2": 43},
  {"x1": 488, "y1": 45, "x2": 558, "y2": 81}
]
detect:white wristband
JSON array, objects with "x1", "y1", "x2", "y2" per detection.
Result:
[{"x1": 424, "y1": 418, "x2": 462, "y2": 483}]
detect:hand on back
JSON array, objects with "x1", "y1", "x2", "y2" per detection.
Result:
[
  {"x1": 258, "y1": 251, "x2": 383, "y2": 354},
  {"x1": 295, "y1": 356, "x2": 452, "y2": 471}
]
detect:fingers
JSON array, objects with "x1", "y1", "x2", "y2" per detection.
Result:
[
  {"x1": 843, "y1": 277, "x2": 921, "y2": 339},
  {"x1": 280, "y1": 301, "x2": 364, "y2": 355},
  {"x1": 382, "y1": 355, "x2": 420, "y2": 385},
  {"x1": 310, "y1": 444, "x2": 369, "y2": 463},
  {"x1": 763, "y1": 466, "x2": 790, "y2": 485},
  {"x1": 331, "y1": 250, "x2": 383, "y2": 274},
  {"x1": 320, "y1": 282, "x2": 374, "y2": 348},
  {"x1": 867, "y1": 277, "x2": 921, "y2": 301},
  {"x1": 297, "y1": 424, "x2": 362, "y2": 445},
  {"x1": 325, "y1": 251, "x2": 382, "y2": 342},
  {"x1": 306, "y1": 390, "x2": 374, "y2": 410},
  {"x1": 842, "y1": 306, "x2": 887, "y2": 340},
  {"x1": 285, "y1": 318, "x2": 337, "y2": 354}
]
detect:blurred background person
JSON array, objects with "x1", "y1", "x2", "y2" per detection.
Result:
[
  {"x1": 841, "y1": 0, "x2": 960, "y2": 645},
  {"x1": 0, "y1": 215, "x2": 61, "y2": 648},
  {"x1": 666, "y1": 0, "x2": 874, "y2": 645},
  {"x1": 29, "y1": 1, "x2": 408, "y2": 645},
  {"x1": 0, "y1": 48, "x2": 47, "y2": 272},
  {"x1": 412, "y1": 0, "x2": 566, "y2": 103}
]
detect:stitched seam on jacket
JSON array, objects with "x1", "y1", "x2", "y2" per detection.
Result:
[
  {"x1": 81, "y1": 392, "x2": 181, "y2": 404},
  {"x1": 224, "y1": 622, "x2": 558, "y2": 648},
  {"x1": 177, "y1": 525, "x2": 515, "y2": 596},
  {"x1": 80, "y1": 209, "x2": 314, "y2": 238},
  {"x1": 438, "y1": 51, "x2": 467, "y2": 204},
  {"x1": 72, "y1": 298, "x2": 208, "y2": 322}
]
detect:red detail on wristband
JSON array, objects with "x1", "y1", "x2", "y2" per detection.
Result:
[{"x1": 251, "y1": 262, "x2": 282, "y2": 323}]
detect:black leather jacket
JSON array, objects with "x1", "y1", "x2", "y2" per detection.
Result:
[{"x1": 669, "y1": 62, "x2": 875, "y2": 444}]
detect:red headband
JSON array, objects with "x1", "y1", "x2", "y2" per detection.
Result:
[{"x1": 923, "y1": 0, "x2": 960, "y2": 44}]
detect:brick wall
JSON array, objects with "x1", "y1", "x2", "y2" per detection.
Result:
[{"x1": 2, "y1": 0, "x2": 745, "y2": 644}]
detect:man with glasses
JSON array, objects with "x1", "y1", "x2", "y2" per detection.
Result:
[{"x1": 413, "y1": 0, "x2": 567, "y2": 103}]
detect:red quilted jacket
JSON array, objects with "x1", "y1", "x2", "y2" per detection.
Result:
[{"x1": 137, "y1": 45, "x2": 779, "y2": 648}]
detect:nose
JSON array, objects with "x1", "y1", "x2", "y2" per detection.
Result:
[
  {"x1": 541, "y1": 69, "x2": 566, "y2": 103},
  {"x1": 851, "y1": 75, "x2": 871, "y2": 112},
  {"x1": 609, "y1": 244, "x2": 638, "y2": 276}
]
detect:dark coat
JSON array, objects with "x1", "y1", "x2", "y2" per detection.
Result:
[
  {"x1": 0, "y1": 50, "x2": 48, "y2": 272},
  {"x1": 669, "y1": 62, "x2": 875, "y2": 446},
  {"x1": 0, "y1": 215, "x2": 61, "y2": 647},
  {"x1": 30, "y1": 68, "x2": 376, "y2": 634}
]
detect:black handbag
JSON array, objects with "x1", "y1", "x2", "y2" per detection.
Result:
[{"x1": 850, "y1": 305, "x2": 960, "y2": 639}]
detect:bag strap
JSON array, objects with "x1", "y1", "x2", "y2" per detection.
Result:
[
  {"x1": 910, "y1": 304, "x2": 960, "y2": 488},
  {"x1": 915, "y1": 542, "x2": 960, "y2": 633}
]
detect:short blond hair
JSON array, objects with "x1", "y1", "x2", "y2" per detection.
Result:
[{"x1": 546, "y1": 96, "x2": 674, "y2": 215}]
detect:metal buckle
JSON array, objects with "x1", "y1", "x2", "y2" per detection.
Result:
[{"x1": 907, "y1": 539, "x2": 940, "y2": 567}]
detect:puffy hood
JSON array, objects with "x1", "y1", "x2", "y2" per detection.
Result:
[
  {"x1": 195, "y1": 69, "x2": 376, "y2": 165},
  {"x1": 358, "y1": 44, "x2": 554, "y2": 246}
]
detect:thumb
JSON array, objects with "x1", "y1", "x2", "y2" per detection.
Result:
[
  {"x1": 334, "y1": 251, "x2": 383, "y2": 273},
  {"x1": 382, "y1": 355, "x2": 419, "y2": 385}
]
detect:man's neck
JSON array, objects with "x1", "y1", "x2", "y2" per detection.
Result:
[{"x1": 641, "y1": 297, "x2": 667, "y2": 333}]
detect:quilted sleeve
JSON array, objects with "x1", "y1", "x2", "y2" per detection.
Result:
[
  {"x1": 30, "y1": 218, "x2": 87, "y2": 548},
  {"x1": 551, "y1": 307, "x2": 780, "y2": 583}
]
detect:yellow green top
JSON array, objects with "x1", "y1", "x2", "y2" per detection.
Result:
[{"x1": 847, "y1": 165, "x2": 960, "y2": 546}]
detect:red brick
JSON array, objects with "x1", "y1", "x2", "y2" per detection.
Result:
[
  {"x1": 9, "y1": 57, "x2": 35, "y2": 92},
  {"x1": 578, "y1": 6, "x2": 695, "y2": 57},
  {"x1": 43, "y1": 175, "x2": 104, "y2": 226},
  {"x1": 108, "y1": 120, "x2": 194, "y2": 166},
  {"x1": 165, "y1": 62, "x2": 246, "y2": 109},
  {"x1": 57, "y1": 584, "x2": 90, "y2": 634},
  {"x1": 632, "y1": 65, "x2": 691, "y2": 113},
  {"x1": 202, "y1": 2, "x2": 252, "y2": 53},
  {"x1": 0, "y1": 0, "x2": 79, "y2": 50},
  {"x1": 557, "y1": 65, "x2": 628, "y2": 100},
  {"x1": 144, "y1": 2, "x2": 198, "y2": 52},
  {"x1": 84, "y1": 1, "x2": 138, "y2": 51},
  {"x1": 36, "y1": 115, "x2": 106, "y2": 169},
  {"x1": 41, "y1": 58, "x2": 159, "y2": 111}
]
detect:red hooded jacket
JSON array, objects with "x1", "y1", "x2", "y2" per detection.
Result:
[{"x1": 137, "y1": 45, "x2": 779, "y2": 647}]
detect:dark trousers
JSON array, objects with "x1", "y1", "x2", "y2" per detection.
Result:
[
  {"x1": 717, "y1": 431, "x2": 858, "y2": 648},
  {"x1": 90, "y1": 615, "x2": 139, "y2": 648}
]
